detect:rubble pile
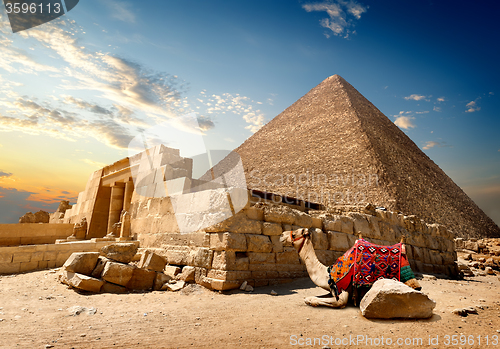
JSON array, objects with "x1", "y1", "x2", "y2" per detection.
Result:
[
  {"x1": 455, "y1": 238, "x2": 500, "y2": 277},
  {"x1": 58, "y1": 243, "x2": 191, "y2": 293}
]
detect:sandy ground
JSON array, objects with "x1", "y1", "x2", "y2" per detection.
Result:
[{"x1": 0, "y1": 270, "x2": 499, "y2": 349}]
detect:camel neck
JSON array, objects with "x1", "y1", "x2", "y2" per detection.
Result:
[{"x1": 298, "y1": 238, "x2": 330, "y2": 291}]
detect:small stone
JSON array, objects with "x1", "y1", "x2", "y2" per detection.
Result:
[
  {"x1": 244, "y1": 285, "x2": 254, "y2": 292},
  {"x1": 485, "y1": 267, "x2": 495, "y2": 275},
  {"x1": 67, "y1": 306, "x2": 87, "y2": 316},
  {"x1": 239, "y1": 281, "x2": 248, "y2": 291},
  {"x1": 270, "y1": 290, "x2": 278, "y2": 296},
  {"x1": 100, "y1": 243, "x2": 138, "y2": 264},
  {"x1": 45, "y1": 345, "x2": 54, "y2": 349}
]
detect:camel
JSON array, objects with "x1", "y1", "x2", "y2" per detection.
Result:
[{"x1": 280, "y1": 228, "x2": 421, "y2": 308}]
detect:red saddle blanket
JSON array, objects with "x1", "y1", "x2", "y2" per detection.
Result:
[{"x1": 328, "y1": 238, "x2": 407, "y2": 292}]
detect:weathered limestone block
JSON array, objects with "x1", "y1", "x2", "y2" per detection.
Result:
[
  {"x1": 245, "y1": 206, "x2": 264, "y2": 221},
  {"x1": 327, "y1": 231, "x2": 350, "y2": 252},
  {"x1": 429, "y1": 250, "x2": 443, "y2": 265},
  {"x1": 262, "y1": 222, "x2": 282, "y2": 236},
  {"x1": 188, "y1": 247, "x2": 213, "y2": 269},
  {"x1": 19, "y1": 210, "x2": 50, "y2": 223},
  {"x1": 270, "y1": 236, "x2": 284, "y2": 253},
  {"x1": 464, "y1": 240, "x2": 479, "y2": 252},
  {"x1": 210, "y1": 279, "x2": 241, "y2": 291},
  {"x1": 138, "y1": 251, "x2": 167, "y2": 272},
  {"x1": 316, "y1": 250, "x2": 343, "y2": 266},
  {"x1": 360, "y1": 279, "x2": 436, "y2": 319},
  {"x1": 162, "y1": 280, "x2": 186, "y2": 291},
  {"x1": 322, "y1": 215, "x2": 341, "y2": 231},
  {"x1": 153, "y1": 272, "x2": 172, "y2": 291},
  {"x1": 311, "y1": 216, "x2": 322, "y2": 229},
  {"x1": 177, "y1": 266, "x2": 196, "y2": 282},
  {"x1": 276, "y1": 250, "x2": 300, "y2": 264},
  {"x1": 262, "y1": 205, "x2": 297, "y2": 225},
  {"x1": 367, "y1": 216, "x2": 382, "y2": 239},
  {"x1": 207, "y1": 269, "x2": 252, "y2": 281},
  {"x1": 62, "y1": 252, "x2": 99, "y2": 276},
  {"x1": 100, "y1": 243, "x2": 138, "y2": 264},
  {"x1": 411, "y1": 245, "x2": 423, "y2": 262},
  {"x1": 102, "y1": 262, "x2": 135, "y2": 287},
  {"x1": 311, "y1": 228, "x2": 328, "y2": 250},
  {"x1": 163, "y1": 246, "x2": 190, "y2": 265},
  {"x1": 426, "y1": 236, "x2": 440, "y2": 251},
  {"x1": 246, "y1": 234, "x2": 272, "y2": 252},
  {"x1": 126, "y1": 267, "x2": 156, "y2": 290},
  {"x1": 212, "y1": 251, "x2": 249, "y2": 270},
  {"x1": 164, "y1": 265, "x2": 182, "y2": 278},
  {"x1": 248, "y1": 252, "x2": 275, "y2": 264},
  {"x1": 349, "y1": 213, "x2": 371, "y2": 236},
  {"x1": 249, "y1": 263, "x2": 277, "y2": 271},
  {"x1": 205, "y1": 211, "x2": 262, "y2": 234},
  {"x1": 294, "y1": 211, "x2": 313, "y2": 228},
  {"x1": 210, "y1": 232, "x2": 247, "y2": 251},
  {"x1": 59, "y1": 270, "x2": 104, "y2": 293}
]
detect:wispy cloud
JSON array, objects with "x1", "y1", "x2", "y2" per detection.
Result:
[
  {"x1": 423, "y1": 141, "x2": 450, "y2": 150},
  {"x1": 302, "y1": 0, "x2": 368, "y2": 39},
  {"x1": 105, "y1": 0, "x2": 136, "y2": 23},
  {"x1": 437, "y1": 97, "x2": 446, "y2": 102},
  {"x1": 465, "y1": 98, "x2": 481, "y2": 113},
  {"x1": 433, "y1": 106, "x2": 441, "y2": 112},
  {"x1": 0, "y1": 170, "x2": 13, "y2": 178},
  {"x1": 404, "y1": 94, "x2": 430, "y2": 101},
  {"x1": 81, "y1": 159, "x2": 107, "y2": 168}
]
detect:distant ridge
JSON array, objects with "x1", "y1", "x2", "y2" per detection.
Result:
[{"x1": 233, "y1": 75, "x2": 499, "y2": 238}]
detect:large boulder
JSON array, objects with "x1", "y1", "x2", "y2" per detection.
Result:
[
  {"x1": 360, "y1": 278, "x2": 436, "y2": 319},
  {"x1": 138, "y1": 251, "x2": 167, "y2": 272},
  {"x1": 62, "y1": 252, "x2": 100, "y2": 275},
  {"x1": 101, "y1": 261, "x2": 135, "y2": 287},
  {"x1": 126, "y1": 268, "x2": 156, "y2": 291},
  {"x1": 100, "y1": 243, "x2": 138, "y2": 263},
  {"x1": 58, "y1": 270, "x2": 104, "y2": 293}
]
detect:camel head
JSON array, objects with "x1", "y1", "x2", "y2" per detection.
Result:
[{"x1": 280, "y1": 228, "x2": 311, "y2": 252}]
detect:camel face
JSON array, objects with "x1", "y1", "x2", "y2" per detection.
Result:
[{"x1": 280, "y1": 228, "x2": 309, "y2": 249}]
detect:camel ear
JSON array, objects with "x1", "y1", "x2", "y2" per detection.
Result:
[{"x1": 303, "y1": 228, "x2": 310, "y2": 237}]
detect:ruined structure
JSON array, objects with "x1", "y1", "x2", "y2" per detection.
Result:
[{"x1": 231, "y1": 75, "x2": 499, "y2": 239}]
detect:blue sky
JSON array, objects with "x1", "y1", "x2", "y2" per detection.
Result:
[{"x1": 0, "y1": 0, "x2": 498, "y2": 226}]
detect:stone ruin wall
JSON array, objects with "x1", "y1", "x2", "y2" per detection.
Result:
[{"x1": 130, "y1": 194, "x2": 458, "y2": 291}]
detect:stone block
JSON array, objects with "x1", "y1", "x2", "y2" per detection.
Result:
[
  {"x1": 262, "y1": 222, "x2": 282, "y2": 236},
  {"x1": 59, "y1": 270, "x2": 104, "y2": 293},
  {"x1": 322, "y1": 216, "x2": 341, "y2": 231},
  {"x1": 177, "y1": 266, "x2": 196, "y2": 282},
  {"x1": 248, "y1": 252, "x2": 275, "y2": 264},
  {"x1": 207, "y1": 269, "x2": 252, "y2": 281},
  {"x1": 30, "y1": 251, "x2": 44, "y2": 263},
  {"x1": 188, "y1": 247, "x2": 213, "y2": 269},
  {"x1": 294, "y1": 212, "x2": 313, "y2": 228},
  {"x1": 340, "y1": 216, "x2": 354, "y2": 234},
  {"x1": 206, "y1": 211, "x2": 262, "y2": 234},
  {"x1": 0, "y1": 262, "x2": 20, "y2": 274},
  {"x1": 367, "y1": 216, "x2": 382, "y2": 239},
  {"x1": 47, "y1": 260, "x2": 56, "y2": 268},
  {"x1": 270, "y1": 236, "x2": 284, "y2": 253},
  {"x1": 100, "y1": 243, "x2": 138, "y2": 264},
  {"x1": 138, "y1": 251, "x2": 167, "y2": 272},
  {"x1": 164, "y1": 265, "x2": 182, "y2": 278},
  {"x1": 245, "y1": 206, "x2": 264, "y2": 221},
  {"x1": 102, "y1": 261, "x2": 135, "y2": 287},
  {"x1": 55, "y1": 252, "x2": 73, "y2": 267},
  {"x1": 311, "y1": 216, "x2": 322, "y2": 229},
  {"x1": 316, "y1": 250, "x2": 341, "y2": 266},
  {"x1": 62, "y1": 252, "x2": 100, "y2": 276},
  {"x1": 126, "y1": 268, "x2": 156, "y2": 291},
  {"x1": 210, "y1": 279, "x2": 240, "y2": 291},
  {"x1": 429, "y1": 250, "x2": 442, "y2": 265},
  {"x1": 43, "y1": 250, "x2": 57, "y2": 261},
  {"x1": 360, "y1": 279, "x2": 436, "y2": 319},
  {"x1": 38, "y1": 260, "x2": 48, "y2": 269},
  {"x1": 210, "y1": 232, "x2": 247, "y2": 251},
  {"x1": 20, "y1": 261, "x2": 39, "y2": 272},
  {"x1": 246, "y1": 234, "x2": 272, "y2": 253},
  {"x1": 12, "y1": 252, "x2": 31, "y2": 263},
  {"x1": 0, "y1": 253, "x2": 12, "y2": 264},
  {"x1": 311, "y1": 228, "x2": 328, "y2": 250},
  {"x1": 350, "y1": 213, "x2": 371, "y2": 236},
  {"x1": 327, "y1": 231, "x2": 350, "y2": 252},
  {"x1": 276, "y1": 251, "x2": 300, "y2": 264},
  {"x1": 248, "y1": 263, "x2": 277, "y2": 271},
  {"x1": 251, "y1": 271, "x2": 266, "y2": 279},
  {"x1": 263, "y1": 205, "x2": 297, "y2": 225}
]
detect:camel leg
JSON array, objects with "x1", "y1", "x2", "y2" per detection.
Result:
[{"x1": 304, "y1": 291, "x2": 349, "y2": 308}]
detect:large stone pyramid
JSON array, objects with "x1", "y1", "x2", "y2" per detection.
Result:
[{"x1": 234, "y1": 75, "x2": 499, "y2": 238}]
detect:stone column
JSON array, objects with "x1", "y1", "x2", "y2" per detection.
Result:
[
  {"x1": 107, "y1": 183, "x2": 125, "y2": 235},
  {"x1": 123, "y1": 179, "x2": 134, "y2": 212}
]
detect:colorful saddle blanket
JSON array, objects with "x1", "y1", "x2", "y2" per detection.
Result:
[{"x1": 327, "y1": 239, "x2": 414, "y2": 294}]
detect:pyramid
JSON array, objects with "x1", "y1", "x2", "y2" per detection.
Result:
[{"x1": 233, "y1": 75, "x2": 500, "y2": 238}]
